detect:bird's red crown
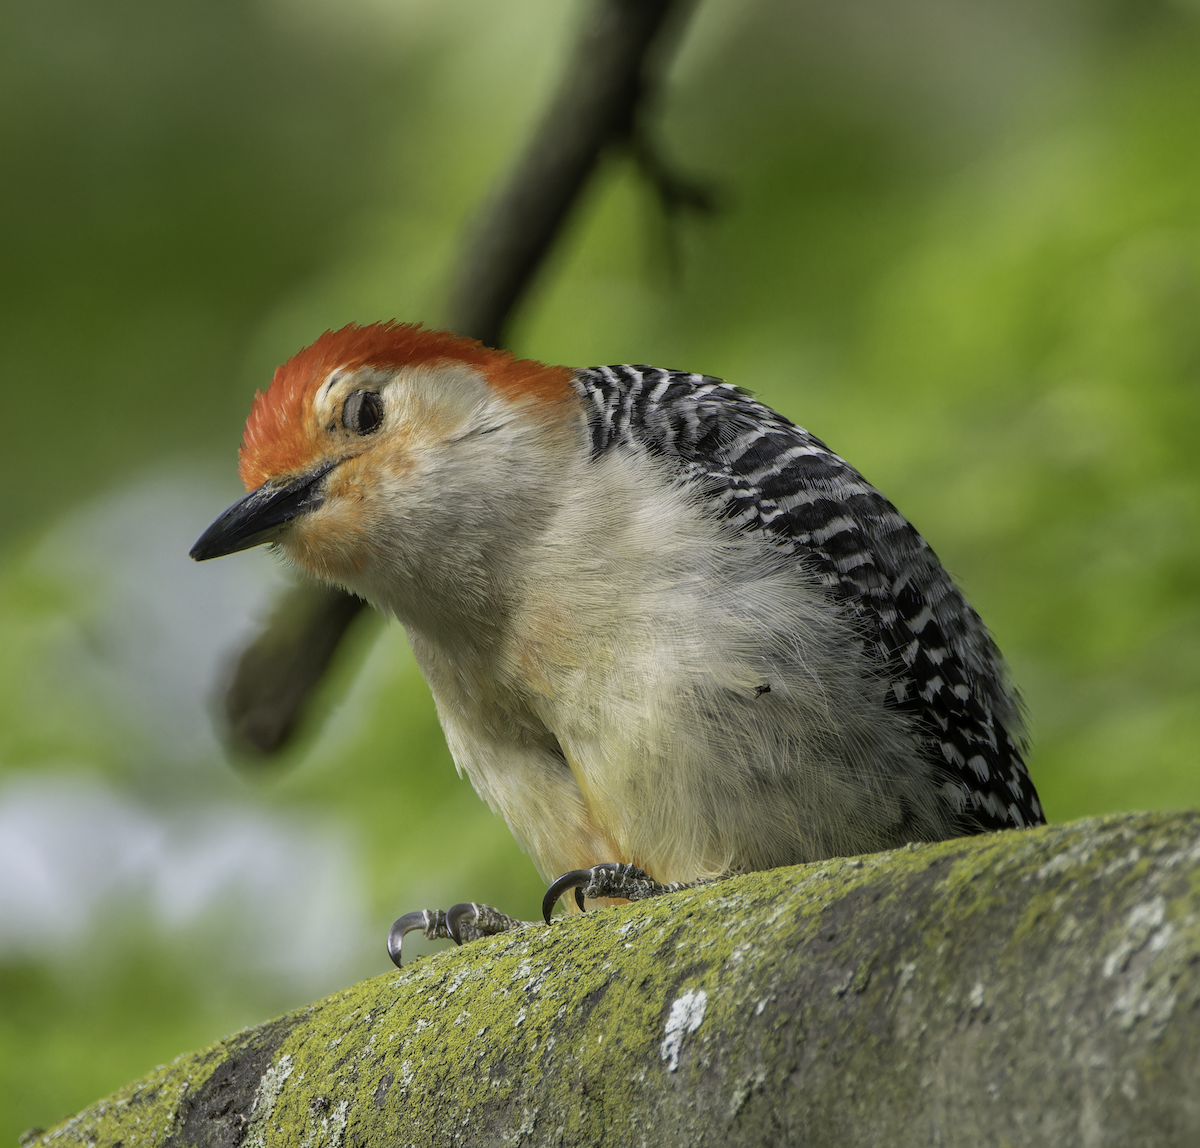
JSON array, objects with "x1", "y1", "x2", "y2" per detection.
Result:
[{"x1": 238, "y1": 322, "x2": 572, "y2": 489}]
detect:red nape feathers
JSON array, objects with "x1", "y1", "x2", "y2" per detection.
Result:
[{"x1": 237, "y1": 322, "x2": 573, "y2": 490}]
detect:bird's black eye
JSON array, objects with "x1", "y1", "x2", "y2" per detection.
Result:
[{"x1": 342, "y1": 391, "x2": 383, "y2": 436}]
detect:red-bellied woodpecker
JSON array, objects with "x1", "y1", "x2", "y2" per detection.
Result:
[{"x1": 191, "y1": 322, "x2": 1043, "y2": 964}]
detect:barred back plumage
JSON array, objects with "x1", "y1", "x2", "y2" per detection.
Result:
[{"x1": 570, "y1": 364, "x2": 1044, "y2": 833}]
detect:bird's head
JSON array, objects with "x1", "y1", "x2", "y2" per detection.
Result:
[{"x1": 190, "y1": 322, "x2": 575, "y2": 607}]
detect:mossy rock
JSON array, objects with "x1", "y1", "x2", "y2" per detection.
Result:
[{"x1": 29, "y1": 811, "x2": 1200, "y2": 1148}]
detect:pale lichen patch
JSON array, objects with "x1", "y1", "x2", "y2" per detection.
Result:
[
  {"x1": 1103, "y1": 897, "x2": 1167, "y2": 977},
  {"x1": 660, "y1": 988, "x2": 709, "y2": 1072},
  {"x1": 243, "y1": 1052, "x2": 294, "y2": 1148}
]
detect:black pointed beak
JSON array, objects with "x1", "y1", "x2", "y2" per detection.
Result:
[{"x1": 189, "y1": 460, "x2": 340, "y2": 561}]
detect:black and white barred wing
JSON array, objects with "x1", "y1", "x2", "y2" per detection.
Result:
[{"x1": 571, "y1": 364, "x2": 1043, "y2": 832}]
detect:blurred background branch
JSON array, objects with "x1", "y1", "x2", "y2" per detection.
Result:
[{"x1": 222, "y1": 0, "x2": 705, "y2": 759}]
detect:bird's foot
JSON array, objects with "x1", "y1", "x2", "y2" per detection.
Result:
[
  {"x1": 541, "y1": 862, "x2": 714, "y2": 923},
  {"x1": 387, "y1": 902, "x2": 530, "y2": 968}
]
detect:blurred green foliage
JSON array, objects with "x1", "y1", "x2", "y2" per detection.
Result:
[{"x1": 2, "y1": 0, "x2": 1200, "y2": 1141}]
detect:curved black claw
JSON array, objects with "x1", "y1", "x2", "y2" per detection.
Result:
[
  {"x1": 541, "y1": 871, "x2": 590, "y2": 923},
  {"x1": 446, "y1": 902, "x2": 477, "y2": 945},
  {"x1": 387, "y1": 909, "x2": 442, "y2": 969},
  {"x1": 389, "y1": 902, "x2": 528, "y2": 965},
  {"x1": 541, "y1": 863, "x2": 637, "y2": 923},
  {"x1": 542, "y1": 862, "x2": 690, "y2": 922}
]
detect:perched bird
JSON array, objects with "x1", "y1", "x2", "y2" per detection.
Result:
[{"x1": 191, "y1": 322, "x2": 1043, "y2": 963}]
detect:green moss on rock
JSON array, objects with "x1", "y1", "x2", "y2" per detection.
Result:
[{"x1": 30, "y1": 812, "x2": 1200, "y2": 1148}]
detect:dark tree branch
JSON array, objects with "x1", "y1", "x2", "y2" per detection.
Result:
[
  {"x1": 220, "y1": 0, "x2": 701, "y2": 757},
  {"x1": 630, "y1": 126, "x2": 720, "y2": 219},
  {"x1": 218, "y1": 582, "x2": 369, "y2": 757},
  {"x1": 447, "y1": 0, "x2": 688, "y2": 346}
]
